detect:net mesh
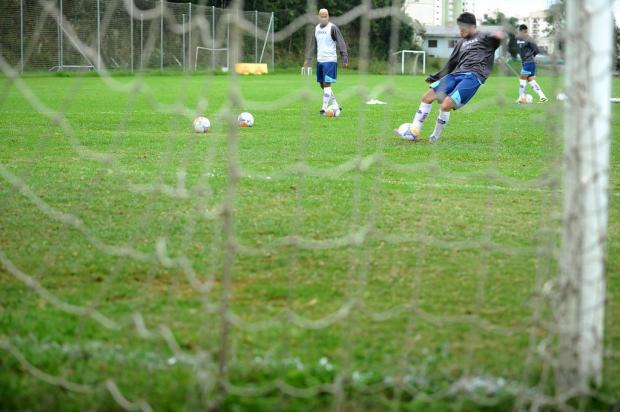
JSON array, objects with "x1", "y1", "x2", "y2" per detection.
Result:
[{"x1": 0, "y1": 0, "x2": 617, "y2": 410}]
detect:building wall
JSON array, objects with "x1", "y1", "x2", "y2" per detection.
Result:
[
  {"x1": 423, "y1": 36, "x2": 460, "y2": 58},
  {"x1": 520, "y1": 10, "x2": 554, "y2": 54},
  {"x1": 423, "y1": 33, "x2": 503, "y2": 60},
  {"x1": 404, "y1": 0, "x2": 435, "y2": 26},
  {"x1": 405, "y1": 0, "x2": 475, "y2": 27}
]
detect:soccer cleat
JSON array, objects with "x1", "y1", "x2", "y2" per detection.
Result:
[
  {"x1": 429, "y1": 134, "x2": 439, "y2": 143},
  {"x1": 537, "y1": 97, "x2": 548, "y2": 103},
  {"x1": 319, "y1": 109, "x2": 326, "y2": 115}
]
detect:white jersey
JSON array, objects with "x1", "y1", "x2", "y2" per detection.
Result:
[{"x1": 315, "y1": 23, "x2": 337, "y2": 63}]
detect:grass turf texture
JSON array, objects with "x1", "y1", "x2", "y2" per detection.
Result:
[{"x1": 0, "y1": 72, "x2": 619, "y2": 411}]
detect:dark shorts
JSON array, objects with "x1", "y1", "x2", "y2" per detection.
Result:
[
  {"x1": 430, "y1": 72, "x2": 483, "y2": 109},
  {"x1": 521, "y1": 62, "x2": 536, "y2": 77},
  {"x1": 317, "y1": 61, "x2": 337, "y2": 83}
]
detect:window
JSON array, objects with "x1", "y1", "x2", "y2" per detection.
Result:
[
  {"x1": 448, "y1": 40, "x2": 457, "y2": 48},
  {"x1": 428, "y1": 39, "x2": 438, "y2": 48}
]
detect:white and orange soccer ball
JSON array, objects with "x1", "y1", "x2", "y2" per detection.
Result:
[
  {"x1": 193, "y1": 116, "x2": 211, "y2": 133},
  {"x1": 325, "y1": 104, "x2": 341, "y2": 118},
  {"x1": 238, "y1": 112, "x2": 255, "y2": 127},
  {"x1": 395, "y1": 123, "x2": 419, "y2": 141},
  {"x1": 517, "y1": 94, "x2": 534, "y2": 104}
]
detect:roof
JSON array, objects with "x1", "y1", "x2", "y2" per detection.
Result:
[{"x1": 423, "y1": 25, "x2": 504, "y2": 38}]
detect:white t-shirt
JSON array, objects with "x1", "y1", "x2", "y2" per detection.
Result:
[{"x1": 315, "y1": 23, "x2": 337, "y2": 63}]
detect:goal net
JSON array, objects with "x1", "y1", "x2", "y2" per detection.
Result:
[{"x1": 0, "y1": 0, "x2": 616, "y2": 410}]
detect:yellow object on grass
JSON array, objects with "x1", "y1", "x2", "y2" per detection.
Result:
[{"x1": 234, "y1": 63, "x2": 268, "y2": 75}]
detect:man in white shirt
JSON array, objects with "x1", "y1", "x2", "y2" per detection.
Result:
[{"x1": 303, "y1": 9, "x2": 349, "y2": 115}]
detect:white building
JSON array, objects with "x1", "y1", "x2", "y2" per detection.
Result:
[
  {"x1": 421, "y1": 25, "x2": 504, "y2": 59},
  {"x1": 519, "y1": 10, "x2": 553, "y2": 54},
  {"x1": 405, "y1": 0, "x2": 476, "y2": 27}
]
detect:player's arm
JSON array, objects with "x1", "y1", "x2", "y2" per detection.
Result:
[
  {"x1": 492, "y1": 31, "x2": 507, "y2": 41},
  {"x1": 331, "y1": 25, "x2": 349, "y2": 68},
  {"x1": 426, "y1": 42, "x2": 459, "y2": 83},
  {"x1": 303, "y1": 35, "x2": 317, "y2": 68}
]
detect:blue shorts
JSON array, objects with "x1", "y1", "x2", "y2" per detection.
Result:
[
  {"x1": 317, "y1": 61, "x2": 337, "y2": 83},
  {"x1": 521, "y1": 62, "x2": 536, "y2": 77},
  {"x1": 430, "y1": 72, "x2": 482, "y2": 109}
]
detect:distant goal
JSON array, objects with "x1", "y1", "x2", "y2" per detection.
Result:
[{"x1": 393, "y1": 50, "x2": 426, "y2": 75}]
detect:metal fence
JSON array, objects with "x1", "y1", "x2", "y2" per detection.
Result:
[{"x1": 0, "y1": 0, "x2": 275, "y2": 72}]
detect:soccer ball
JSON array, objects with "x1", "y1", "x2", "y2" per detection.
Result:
[
  {"x1": 238, "y1": 112, "x2": 255, "y2": 127},
  {"x1": 325, "y1": 104, "x2": 340, "y2": 118},
  {"x1": 193, "y1": 116, "x2": 211, "y2": 133},
  {"x1": 396, "y1": 123, "x2": 419, "y2": 141},
  {"x1": 517, "y1": 94, "x2": 534, "y2": 104}
]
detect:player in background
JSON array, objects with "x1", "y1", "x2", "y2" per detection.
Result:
[
  {"x1": 303, "y1": 8, "x2": 349, "y2": 115},
  {"x1": 398, "y1": 12, "x2": 505, "y2": 143},
  {"x1": 516, "y1": 24, "x2": 548, "y2": 103}
]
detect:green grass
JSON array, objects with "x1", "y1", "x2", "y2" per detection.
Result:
[{"x1": 0, "y1": 72, "x2": 619, "y2": 411}]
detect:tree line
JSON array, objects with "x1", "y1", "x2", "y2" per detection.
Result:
[{"x1": 168, "y1": 0, "x2": 416, "y2": 63}]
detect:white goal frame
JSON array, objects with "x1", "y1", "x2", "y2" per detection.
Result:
[
  {"x1": 393, "y1": 50, "x2": 426, "y2": 74},
  {"x1": 194, "y1": 46, "x2": 229, "y2": 71},
  {"x1": 193, "y1": 11, "x2": 274, "y2": 72}
]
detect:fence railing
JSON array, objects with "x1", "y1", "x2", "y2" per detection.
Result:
[{"x1": 0, "y1": 0, "x2": 275, "y2": 73}]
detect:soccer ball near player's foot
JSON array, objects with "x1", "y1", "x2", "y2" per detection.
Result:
[
  {"x1": 325, "y1": 104, "x2": 341, "y2": 118},
  {"x1": 238, "y1": 112, "x2": 255, "y2": 127},
  {"x1": 193, "y1": 116, "x2": 211, "y2": 133},
  {"x1": 395, "y1": 123, "x2": 419, "y2": 141},
  {"x1": 517, "y1": 94, "x2": 534, "y2": 104}
]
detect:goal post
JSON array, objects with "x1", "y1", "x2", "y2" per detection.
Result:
[
  {"x1": 191, "y1": 9, "x2": 274, "y2": 72},
  {"x1": 393, "y1": 50, "x2": 426, "y2": 74},
  {"x1": 194, "y1": 46, "x2": 229, "y2": 71},
  {"x1": 557, "y1": 0, "x2": 612, "y2": 394}
]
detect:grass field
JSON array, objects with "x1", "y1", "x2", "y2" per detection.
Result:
[{"x1": 0, "y1": 72, "x2": 619, "y2": 411}]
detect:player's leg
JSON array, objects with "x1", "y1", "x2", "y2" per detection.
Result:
[
  {"x1": 322, "y1": 62, "x2": 340, "y2": 111},
  {"x1": 518, "y1": 73, "x2": 528, "y2": 101},
  {"x1": 429, "y1": 73, "x2": 481, "y2": 142},
  {"x1": 527, "y1": 69, "x2": 547, "y2": 102},
  {"x1": 429, "y1": 97, "x2": 454, "y2": 143},
  {"x1": 410, "y1": 89, "x2": 435, "y2": 129},
  {"x1": 409, "y1": 75, "x2": 456, "y2": 138},
  {"x1": 518, "y1": 63, "x2": 531, "y2": 103},
  {"x1": 322, "y1": 82, "x2": 332, "y2": 113},
  {"x1": 317, "y1": 63, "x2": 327, "y2": 114}
]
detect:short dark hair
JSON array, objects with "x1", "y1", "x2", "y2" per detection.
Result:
[
  {"x1": 518, "y1": 24, "x2": 528, "y2": 31},
  {"x1": 456, "y1": 12, "x2": 477, "y2": 26}
]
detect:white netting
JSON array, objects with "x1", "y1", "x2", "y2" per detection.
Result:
[{"x1": 0, "y1": 0, "x2": 617, "y2": 410}]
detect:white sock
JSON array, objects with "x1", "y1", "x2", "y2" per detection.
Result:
[
  {"x1": 412, "y1": 102, "x2": 432, "y2": 130},
  {"x1": 322, "y1": 87, "x2": 333, "y2": 110},
  {"x1": 519, "y1": 79, "x2": 527, "y2": 97},
  {"x1": 329, "y1": 89, "x2": 338, "y2": 108},
  {"x1": 431, "y1": 110, "x2": 450, "y2": 141},
  {"x1": 528, "y1": 80, "x2": 546, "y2": 99}
]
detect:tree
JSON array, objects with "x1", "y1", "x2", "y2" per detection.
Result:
[
  {"x1": 543, "y1": 0, "x2": 565, "y2": 54},
  {"x1": 544, "y1": 0, "x2": 565, "y2": 37}
]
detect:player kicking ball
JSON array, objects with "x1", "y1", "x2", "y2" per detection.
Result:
[
  {"x1": 396, "y1": 12, "x2": 505, "y2": 143},
  {"x1": 303, "y1": 8, "x2": 349, "y2": 115},
  {"x1": 516, "y1": 24, "x2": 548, "y2": 104}
]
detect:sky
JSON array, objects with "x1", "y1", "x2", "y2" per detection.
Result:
[{"x1": 474, "y1": 0, "x2": 620, "y2": 23}]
